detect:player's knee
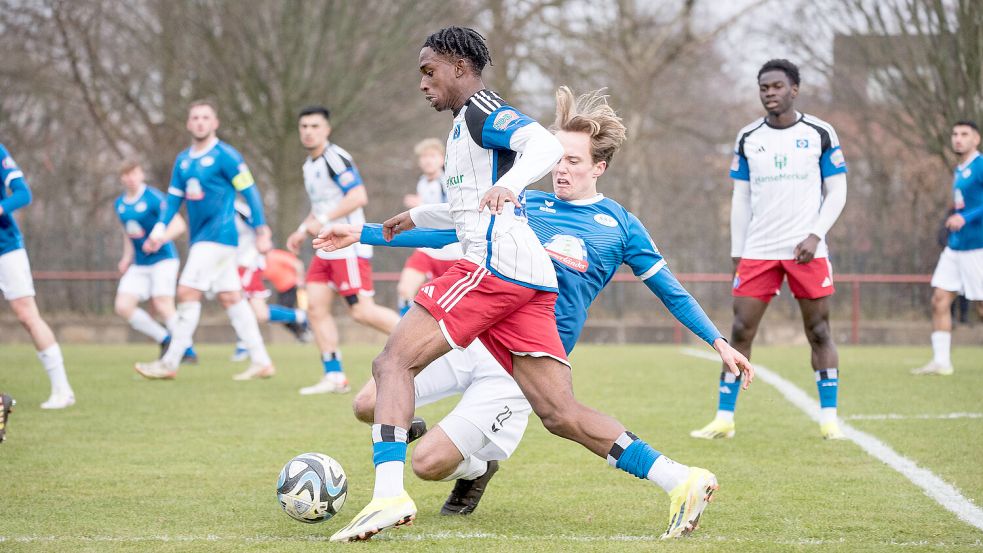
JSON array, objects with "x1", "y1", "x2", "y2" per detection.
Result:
[
  {"x1": 410, "y1": 445, "x2": 453, "y2": 481},
  {"x1": 536, "y1": 403, "x2": 579, "y2": 439},
  {"x1": 12, "y1": 302, "x2": 37, "y2": 326},
  {"x1": 351, "y1": 391, "x2": 375, "y2": 424},
  {"x1": 931, "y1": 290, "x2": 953, "y2": 312},
  {"x1": 349, "y1": 302, "x2": 370, "y2": 324},
  {"x1": 805, "y1": 319, "x2": 832, "y2": 346},
  {"x1": 113, "y1": 299, "x2": 133, "y2": 319},
  {"x1": 731, "y1": 317, "x2": 758, "y2": 344}
]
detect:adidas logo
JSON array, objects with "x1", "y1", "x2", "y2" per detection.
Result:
[
  {"x1": 719, "y1": 386, "x2": 732, "y2": 394},
  {"x1": 421, "y1": 285, "x2": 435, "y2": 298},
  {"x1": 821, "y1": 276, "x2": 832, "y2": 287}
]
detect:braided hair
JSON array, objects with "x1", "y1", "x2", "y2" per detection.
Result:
[
  {"x1": 757, "y1": 59, "x2": 800, "y2": 86},
  {"x1": 422, "y1": 26, "x2": 492, "y2": 76}
]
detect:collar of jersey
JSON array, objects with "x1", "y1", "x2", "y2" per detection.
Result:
[
  {"x1": 188, "y1": 137, "x2": 219, "y2": 159},
  {"x1": 957, "y1": 150, "x2": 980, "y2": 171},
  {"x1": 122, "y1": 184, "x2": 147, "y2": 205},
  {"x1": 763, "y1": 111, "x2": 803, "y2": 130},
  {"x1": 557, "y1": 193, "x2": 605, "y2": 206}
]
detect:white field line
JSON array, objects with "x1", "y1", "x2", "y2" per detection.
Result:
[
  {"x1": 844, "y1": 412, "x2": 983, "y2": 421},
  {"x1": 681, "y1": 348, "x2": 983, "y2": 534}
]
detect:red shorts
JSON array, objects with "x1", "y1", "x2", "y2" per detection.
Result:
[
  {"x1": 414, "y1": 259, "x2": 568, "y2": 374},
  {"x1": 404, "y1": 250, "x2": 459, "y2": 280},
  {"x1": 732, "y1": 258, "x2": 834, "y2": 302},
  {"x1": 238, "y1": 266, "x2": 270, "y2": 299},
  {"x1": 307, "y1": 256, "x2": 375, "y2": 297}
]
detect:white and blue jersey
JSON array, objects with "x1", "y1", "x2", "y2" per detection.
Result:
[
  {"x1": 0, "y1": 143, "x2": 31, "y2": 256},
  {"x1": 115, "y1": 185, "x2": 178, "y2": 265},
  {"x1": 949, "y1": 152, "x2": 983, "y2": 251},
  {"x1": 370, "y1": 191, "x2": 722, "y2": 353},
  {"x1": 161, "y1": 139, "x2": 265, "y2": 246}
]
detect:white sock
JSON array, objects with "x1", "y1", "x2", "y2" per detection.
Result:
[
  {"x1": 164, "y1": 313, "x2": 179, "y2": 336},
  {"x1": 373, "y1": 461, "x2": 405, "y2": 499},
  {"x1": 820, "y1": 407, "x2": 838, "y2": 425},
  {"x1": 931, "y1": 331, "x2": 951, "y2": 367},
  {"x1": 648, "y1": 455, "x2": 690, "y2": 494},
  {"x1": 715, "y1": 410, "x2": 734, "y2": 423},
  {"x1": 227, "y1": 299, "x2": 272, "y2": 366},
  {"x1": 295, "y1": 310, "x2": 307, "y2": 324},
  {"x1": 163, "y1": 302, "x2": 200, "y2": 367},
  {"x1": 440, "y1": 456, "x2": 489, "y2": 482},
  {"x1": 38, "y1": 344, "x2": 72, "y2": 396},
  {"x1": 128, "y1": 308, "x2": 169, "y2": 343}
]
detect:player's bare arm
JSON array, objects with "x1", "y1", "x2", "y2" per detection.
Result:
[{"x1": 312, "y1": 223, "x2": 362, "y2": 252}]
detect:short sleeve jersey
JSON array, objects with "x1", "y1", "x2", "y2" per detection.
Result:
[
  {"x1": 115, "y1": 185, "x2": 178, "y2": 265},
  {"x1": 730, "y1": 112, "x2": 848, "y2": 259},
  {"x1": 949, "y1": 152, "x2": 983, "y2": 251},
  {"x1": 303, "y1": 143, "x2": 369, "y2": 260}
]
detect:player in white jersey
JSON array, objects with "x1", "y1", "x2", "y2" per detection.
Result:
[
  {"x1": 330, "y1": 28, "x2": 751, "y2": 543},
  {"x1": 285, "y1": 105, "x2": 400, "y2": 395},
  {"x1": 691, "y1": 59, "x2": 849, "y2": 442},
  {"x1": 396, "y1": 138, "x2": 463, "y2": 315}
]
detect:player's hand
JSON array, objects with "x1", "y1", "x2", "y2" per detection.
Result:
[
  {"x1": 383, "y1": 211, "x2": 416, "y2": 241},
  {"x1": 117, "y1": 258, "x2": 130, "y2": 274},
  {"x1": 255, "y1": 225, "x2": 273, "y2": 254},
  {"x1": 793, "y1": 234, "x2": 821, "y2": 264},
  {"x1": 945, "y1": 214, "x2": 966, "y2": 232},
  {"x1": 287, "y1": 230, "x2": 307, "y2": 255},
  {"x1": 313, "y1": 224, "x2": 359, "y2": 252},
  {"x1": 142, "y1": 237, "x2": 162, "y2": 254},
  {"x1": 479, "y1": 186, "x2": 517, "y2": 215},
  {"x1": 714, "y1": 338, "x2": 754, "y2": 390}
]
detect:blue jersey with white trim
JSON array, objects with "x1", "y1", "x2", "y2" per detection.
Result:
[
  {"x1": 950, "y1": 152, "x2": 983, "y2": 251},
  {"x1": 166, "y1": 140, "x2": 263, "y2": 246},
  {"x1": 0, "y1": 143, "x2": 31, "y2": 255},
  {"x1": 115, "y1": 186, "x2": 178, "y2": 266}
]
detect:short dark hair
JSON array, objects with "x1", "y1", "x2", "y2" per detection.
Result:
[
  {"x1": 953, "y1": 120, "x2": 980, "y2": 133},
  {"x1": 757, "y1": 59, "x2": 800, "y2": 86},
  {"x1": 423, "y1": 26, "x2": 492, "y2": 75},
  {"x1": 188, "y1": 99, "x2": 218, "y2": 116},
  {"x1": 298, "y1": 105, "x2": 330, "y2": 121}
]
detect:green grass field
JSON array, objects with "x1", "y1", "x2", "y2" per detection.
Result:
[{"x1": 1, "y1": 343, "x2": 982, "y2": 552}]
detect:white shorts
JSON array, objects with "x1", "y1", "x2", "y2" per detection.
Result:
[
  {"x1": 931, "y1": 247, "x2": 983, "y2": 300},
  {"x1": 179, "y1": 242, "x2": 241, "y2": 293},
  {"x1": 415, "y1": 341, "x2": 531, "y2": 462},
  {"x1": 0, "y1": 248, "x2": 35, "y2": 300},
  {"x1": 117, "y1": 258, "x2": 180, "y2": 301}
]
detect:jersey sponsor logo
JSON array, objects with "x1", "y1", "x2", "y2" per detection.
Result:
[
  {"x1": 445, "y1": 174, "x2": 464, "y2": 187},
  {"x1": 830, "y1": 148, "x2": 846, "y2": 168},
  {"x1": 135, "y1": 201, "x2": 147, "y2": 213},
  {"x1": 200, "y1": 156, "x2": 215, "y2": 167},
  {"x1": 593, "y1": 214, "x2": 618, "y2": 227},
  {"x1": 185, "y1": 178, "x2": 204, "y2": 200},
  {"x1": 538, "y1": 206, "x2": 556, "y2": 214},
  {"x1": 544, "y1": 234, "x2": 589, "y2": 272},
  {"x1": 452, "y1": 123, "x2": 461, "y2": 140},
  {"x1": 125, "y1": 220, "x2": 145, "y2": 238},
  {"x1": 492, "y1": 109, "x2": 519, "y2": 131},
  {"x1": 774, "y1": 154, "x2": 788, "y2": 169},
  {"x1": 232, "y1": 163, "x2": 255, "y2": 191},
  {"x1": 1, "y1": 156, "x2": 16, "y2": 169},
  {"x1": 795, "y1": 139, "x2": 809, "y2": 149}
]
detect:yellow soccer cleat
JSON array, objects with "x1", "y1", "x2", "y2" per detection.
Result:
[
  {"x1": 689, "y1": 418, "x2": 735, "y2": 440},
  {"x1": 910, "y1": 361, "x2": 953, "y2": 376},
  {"x1": 820, "y1": 421, "x2": 846, "y2": 440},
  {"x1": 329, "y1": 491, "x2": 417, "y2": 542},
  {"x1": 661, "y1": 467, "x2": 719, "y2": 539}
]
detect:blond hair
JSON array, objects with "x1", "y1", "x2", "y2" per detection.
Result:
[
  {"x1": 414, "y1": 137, "x2": 445, "y2": 157},
  {"x1": 550, "y1": 86, "x2": 627, "y2": 165}
]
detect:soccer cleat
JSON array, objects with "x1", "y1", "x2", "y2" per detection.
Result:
[
  {"x1": 232, "y1": 363, "x2": 276, "y2": 381},
  {"x1": 286, "y1": 320, "x2": 312, "y2": 343},
  {"x1": 135, "y1": 360, "x2": 177, "y2": 380},
  {"x1": 820, "y1": 421, "x2": 846, "y2": 440},
  {"x1": 910, "y1": 361, "x2": 953, "y2": 376},
  {"x1": 0, "y1": 394, "x2": 15, "y2": 443},
  {"x1": 298, "y1": 373, "x2": 350, "y2": 395},
  {"x1": 408, "y1": 417, "x2": 428, "y2": 444},
  {"x1": 329, "y1": 491, "x2": 417, "y2": 542},
  {"x1": 689, "y1": 418, "x2": 735, "y2": 440},
  {"x1": 229, "y1": 347, "x2": 249, "y2": 362},
  {"x1": 40, "y1": 392, "x2": 75, "y2": 410},
  {"x1": 661, "y1": 467, "x2": 718, "y2": 539},
  {"x1": 440, "y1": 460, "x2": 499, "y2": 515}
]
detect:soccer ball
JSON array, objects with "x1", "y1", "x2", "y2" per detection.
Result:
[{"x1": 276, "y1": 452, "x2": 348, "y2": 523}]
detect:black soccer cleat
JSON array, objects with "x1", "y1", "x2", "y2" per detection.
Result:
[
  {"x1": 440, "y1": 460, "x2": 499, "y2": 515},
  {"x1": 0, "y1": 394, "x2": 15, "y2": 444},
  {"x1": 408, "y1": 417, "x2": 428, "y2": 444}
]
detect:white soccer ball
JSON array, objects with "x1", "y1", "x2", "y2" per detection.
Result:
[{"x1": 276, "y1": 452, "x2": 348, "y2": 523}]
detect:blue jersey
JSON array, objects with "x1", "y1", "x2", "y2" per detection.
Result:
[
  {"x1": 365, "y1": 191, "x2": 722, "y2": 353},
  {"x1": 949, "y1": 152, "x2": 983, "y2": 251},
  {"x1": 0, "y1": 143, "x2": 31, "y2": 255},
  {"x1": 115, "y1": 186, "x2": 178, "y2": 265},
  {"x1": 163, "y1": 140, "x2": 265, "y2": 246}
]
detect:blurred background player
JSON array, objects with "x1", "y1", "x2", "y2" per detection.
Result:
[
  {"x1": 113, "y1": 160, "x2": 197, "y2": 363},
  {"x1": 691, "y1": 59, "x2": 848, "y2": 441},
  {"x1": 396, "y1": 138, "x2": 462, "y2": 315},
  {"x1": 912, "y1": 120, "x2": 983, "y2": 375},
  {"x1": 263, "y1": 247, "x2": 311, "y2": 341},
  {"x1": 135, "y1": 100, "x2": 275, "y2": 380},
  {"x1": 0, "y1": 143, "x2": 75, "y2": 409},
  {"x1": 0, "y1": 392, "x2": 13, "y2": 443},
  {"x1": 286, "y1": 105, "x2": 399, "y2": 395},
  {"x1": 229, "y1": 200, "x2": 308, "y2": 367}
]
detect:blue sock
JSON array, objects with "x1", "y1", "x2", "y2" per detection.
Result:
[
  {"x1": 322, "y1": 352, "x2": 343, "y2": 374},
  {"x1": 268, "y1": 304, "x2": 297, "y2": 324},
  {"x1": 372, "y1": 424, "x2": 409, "y2": 498},
  {"x1": 607, "y1": 431, "x2": 661, "y2": 480},
  {"x1": 717, "y1": 371, "x2": 741, "y2": 414},
  {"x1": 397, "y1": 298, "x2": 411, "y2": 317},
  {"x1": 161, "y1": 335, "x2": 171, "y2": 347},
  {"x1": 816, "y1": 368, "x2": 839, "y2": 409},
  {"x1": 184, "y1": 346, "x2": 197, "y2": 358}
]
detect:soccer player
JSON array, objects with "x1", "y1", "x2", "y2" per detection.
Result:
[
  {"x1": 325, "y1": 85, "x2": 752, "y2": 521},
  {"x1": 912, "y1": 120, "x2": 983, "y2": 375},
  {"x1": 0, "y1": 143, "x2": 75, "y2": 409},
  {"x1": 395, "y1": 138, "x2": 462, "y2": 315},
  {"x1": 264, "y1": 247, "x2": 311, "y2": 341},
  {"x1": 113, "y1": 160, "x2": 197, "y2": 363},
  {"x1": 326, "y1": 28, "x2": 752, "y2": 542},
  {"x1": 690, "y1": 59, "x2": 848, "y2": 441},
  {"x1": 134, "y1": 100, "x2": 275, "y2": 380},
  {"x1": 286, "y1": 105, "x2": 400, "y2": 395}
]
